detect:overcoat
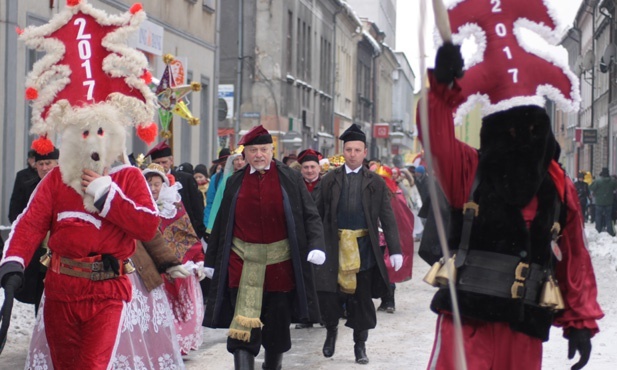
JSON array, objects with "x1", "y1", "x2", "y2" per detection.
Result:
[
  {"x1": 204, "y1": 160, "x2": 325, "y2": 327},
  {"x1": 313, "y1": 166, "x2": 402, "y2": 295}
]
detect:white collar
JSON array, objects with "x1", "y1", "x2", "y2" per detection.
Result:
[
  {"x1": 249, "y1": 162, "x2": 272, "y2": 174},
  {"x1": 344, "y1": 164, "x2": 362, "y2": 174}
]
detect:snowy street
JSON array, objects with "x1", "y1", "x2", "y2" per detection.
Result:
[{"x1": 2, "y1": 226, "x2": 616, "y2": 369}]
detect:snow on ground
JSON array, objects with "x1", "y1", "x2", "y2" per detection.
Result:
[{"x1": 2, "y1": 224, "x2": 616, "y2": 369}]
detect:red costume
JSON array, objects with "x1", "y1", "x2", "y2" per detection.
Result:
[
  {"x1": 421, "y1": 72, "x2": 603, "y2": 369},
  {"x1": 2, "y1": 165, "x2": 158, "y2": 368}
]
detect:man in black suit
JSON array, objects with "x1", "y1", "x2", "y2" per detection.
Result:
[
  {"x1": 8, "y1": 150, "x2": 39, "y2": 222},
  {"x1": 7, "y1": 147, "x2": 59, "y2": 314},
  {"x1": 146, "y1": 141, "x2": 207, "y2": 241}
]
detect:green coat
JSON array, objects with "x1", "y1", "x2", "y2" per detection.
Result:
[{"x1": 589, "y1": 176, "x2": 617, "y2": 206}]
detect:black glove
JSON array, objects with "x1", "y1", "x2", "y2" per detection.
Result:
[
  {"x1": 568, "y1": 328, "x2": 592, "y2": 370},
  {"x1": 1, "y1": 273, "x2": 22, "y2": 355},
  {"x1": 434, "y1": 42, "x2": 465, "y2": 85},
  {"x1": 0, "y1": 261, "x2": 24, "y2": 289},
  {"x1": 101, "y1": 254, "x2": 120, "y2": 275}
]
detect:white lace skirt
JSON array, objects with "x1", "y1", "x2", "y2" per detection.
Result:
[
  {"x1": 25, "y1": 273, "x2": 186, "y2": 370},
  {"x1": 163, "y1": 274, "x2": 204, "y2": 355}
]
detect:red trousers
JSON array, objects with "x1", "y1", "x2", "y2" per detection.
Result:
[
  {"x1": 427, "y1": 314, "x2": 542, "y2": 370},
  {"x1": 44, "y1": 298, "x2": 124, "y2": 370}
]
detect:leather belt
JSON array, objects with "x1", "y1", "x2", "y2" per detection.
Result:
[
  {"x1": 49, "y1": 253, "x2": 134, "y2": 281},
  {"x1": 456, "y1": 250, "x2": 546, "y2": 305}
]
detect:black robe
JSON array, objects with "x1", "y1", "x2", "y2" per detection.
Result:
[{"x1": 204, "y1": 160, "x2": 324, "y2": 327}]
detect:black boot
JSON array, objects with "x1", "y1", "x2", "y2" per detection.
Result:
[
  {"x1": 353, "y1": 330, "x2": 369, "y2": 365},
  {"x1": 234, "y1": 349, "x2": 255, "y2": 370},
  {"x1": 262, "y1": 351, "x2": 283, "y2": 370},
  {"x1": 322, "y1": 326, "x2": 338, "y2": 358}
]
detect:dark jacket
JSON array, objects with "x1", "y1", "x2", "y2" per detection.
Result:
[
  {"x1": 8, "y1": 170, "x2": 43, "y2": 304},
  {"x1": 313, "y1": 166, "x2": 401, "y2": 295},
  {"x1": 132, "y1": 230, "x2": 181, "y2": 292},
  {"x1": 9, "y1": 169, "x2": 40, "y2": 223},
  {"x1": 204, "y1": 160, "x2": 325, "y2": 327},
  {"x1": 172, "y1": 169, "x2": 207, "y2": 239}
]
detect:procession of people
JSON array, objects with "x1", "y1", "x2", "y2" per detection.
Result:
[{"x1": 0, "y1": 1, "x2": 606, "y2": 370}]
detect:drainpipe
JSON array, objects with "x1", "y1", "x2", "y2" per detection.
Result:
[{"x1": 234, "y1": 0, "x2": 244, "y2": 145}]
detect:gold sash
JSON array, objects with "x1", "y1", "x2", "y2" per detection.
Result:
[
  {"x1": 228, "y1": 237, "x2": 291, "y2": 342},
  {"x1": 338, "y1": 229, "x2": 369, "y2": 294}
]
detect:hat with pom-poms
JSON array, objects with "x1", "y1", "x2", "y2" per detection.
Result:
[{"x1": 19, "y1": 0, "x2": 157, "y2": 154}]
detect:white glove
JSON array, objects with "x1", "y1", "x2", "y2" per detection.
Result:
[
  {"x1": 200, "y1": 238, "x2": 208, "y2": 254},
  {"x1": 204, "y1": 267, "x2": 215, "y2": 279},
  {"x1": 390, "y1": 254, "x2": 403, "y2": 272},
  {"x1": 307, "y1": 250, "x2": 326, "y2": 265},
  {"x1": 195, "y1": 261, "x2": 206, "y2": 281},
  {"x1": 166, "y1": 265, "x2": 191, "y2": 279}
]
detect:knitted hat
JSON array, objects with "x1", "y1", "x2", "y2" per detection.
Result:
[{"x1": 194, "y1": 164, "x2": 209, "y2": 178}]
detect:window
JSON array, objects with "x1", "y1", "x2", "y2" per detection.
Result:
[
  {"x1": 287, "y1": 11, "x2": 293, "y2": 72},
  {"x1": 307, "y1": 26, "x2": 312, "y2": 81}
]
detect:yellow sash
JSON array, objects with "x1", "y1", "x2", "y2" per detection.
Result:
[{"x1": 338, "y1": 229, "x2": 369, "y2": 294}]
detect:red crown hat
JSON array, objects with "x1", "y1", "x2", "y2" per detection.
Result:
[
  {"x1": 19, "y1": 0, "x2": 157, "y2": 154},
  {"x1": 297, "y1": 149, "x2": 323, "y2": 164},
  {"x1": 145, "y1": 141, "x2": 172, "y2": 160},
  {"x1": 238, "y1": 125, "x2": 273, "y2": 146},
  {"x1": 441, "y1": 0, "x2": 580, "y2": 124}
]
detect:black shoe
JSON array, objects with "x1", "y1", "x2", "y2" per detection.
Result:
[
  {"x1": 234, "y1": 349, "x2": 255, "y2": 370},
  {"x1": 322, "y1": 327, "x2": 338, "y2": 358},
  {"x1": 262, "y1": 352, "x2": 283, "y2": 370},
  {"x1": 377, "y1": 302, "x2": 387, "y2": 312},
  {"x1": 353, "y1": 330, "x2": 369, "y2": 364},
  {"x1": 295, "y1": 322, "x2": 314, "y2": 329},
  {"x1": 354, "y1": 342, "x2": 369, "y2": 364},
  {"x1": 386, "y1": 305, "x2": 395, "y2": 314}
]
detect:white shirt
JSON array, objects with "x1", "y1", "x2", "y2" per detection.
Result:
[
  {"x1": 249, "y1": 162, "x2": 272, "y2": 174},
  {"x1": 344, "y1": 164, "x2": 362, "y2": 174}
]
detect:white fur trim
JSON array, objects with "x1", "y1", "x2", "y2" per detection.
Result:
[
  {"x1": 85, "y1": 175, "x2": 112, "y2": 201},
  {"x1": 100, "y1": 182, "x2": 159, "y2": 219},
  {"x1": 57, "y1": 211, "x2": 102, "y2": 229},
  {"x1": 0, "y1": 256, "x2": 25, "y2": 269}
]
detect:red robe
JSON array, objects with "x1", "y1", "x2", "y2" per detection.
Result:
[
  {"x1": 381, "y1": 191, "x2": 414, "y2": 283},
  {"x1": 228, "y1": 164, "x2": 295, "y2": 291}
]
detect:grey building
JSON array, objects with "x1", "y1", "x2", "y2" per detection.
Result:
[
  {"x1": 218, "y1": 0, "x2": 338, "y2": 158},
  {"x1": 345, "y1": 0, "x2": 396, "y2": 48}
]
